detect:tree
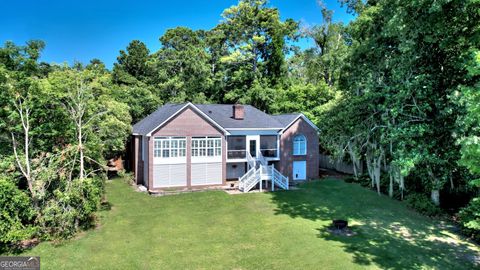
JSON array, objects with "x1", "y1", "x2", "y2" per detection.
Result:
[
  {"x1": 113, "y1": 40, "x2": 151, "y2": 83},
  {"x1": 218, "y1": 0, "x2": 298, "y2": 104},
  {"x1": 303, "y1": 6, "x2": 348, "y2": 87},
  {"x1": 328, "y1": 0, "x2": 480, "y2": 203},
  {"x1": 152, "y1": 27, "x2": 213, "y2": 102},
  {"x1": 456, "y1": 50, "x2": 480, "y2": 238}
]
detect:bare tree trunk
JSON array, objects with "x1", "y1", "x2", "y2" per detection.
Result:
[
  {"x1": 373, "y1": 153, "x2": 382, "y2": 194},
  {"x1": 366, "y1": 151, "x2": 374, "y2": 187},
  {"x1": 366, "y1": 142, "x2": 383, "y2": 195},
  {"x1": 388, "y1": 171, "x2": 394, "y2": 198},
  {"x1": 387, "y1": 166, "x2": 405, "y2": 199},
  {"x1": 427, "y1": 166, "x2": 441, "y2": 206},
  {"x1": 11, "y1": 97, "x2": 37, "y2": 206},
  {"x1": 400, "y1": 174, "x2": 404, "y2": 200},
  {"x1": 347, "y1": 141, "x2": 361, "y2": 179},
  {"x1": 66, "y1": 78, "x2": 107, "y2": 180},
  {"x1": 66, "y1": 79, "x2": 87, "y2": 180},
  {"x1": 78, "y1": 118, "x2": 84, "y2": 180},
  {"x1": 431, "y1": 189, "x2": 440, "y2": 206}
]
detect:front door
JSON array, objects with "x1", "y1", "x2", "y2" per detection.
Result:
[
  {"x1": 293, "y1": 161, "x2": 306, "y2": 180},
  {"x1": 248, "y1": 139, "x2": 257, "y2": 157}
]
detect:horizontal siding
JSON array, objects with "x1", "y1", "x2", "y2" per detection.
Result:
[
  {"x1": 191, "y1": 163, "x2": 207, "y2": 186},
  {"x1": 191, "y1": 162, "x2": 222, "y2": 186},
  {"x1": 206, "y1": 163, "x2": 222, "y2": 184},
  {"x1": 153, "y1": 164, "x2": 187, "y2": 188}
]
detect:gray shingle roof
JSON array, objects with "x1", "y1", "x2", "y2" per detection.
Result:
[
  {"x1": 132, "y1": 103, "x2": 187, "y2": 135},
  {"x1": 195, "y1": 104, "x2": 284, "y2": 129},
  {"x1": 271, "y1": 113, "x2": 301, "y2": 127},
  {"x1": 132, "y1": 103, "x2": 299, "y2": 135}
]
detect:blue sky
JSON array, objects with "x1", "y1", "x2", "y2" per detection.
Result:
[{"x1": 1, "y1": 0, "x2": 354, "y2": 69}]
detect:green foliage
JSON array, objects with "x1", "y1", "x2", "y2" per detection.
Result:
[
  {"x1": 271, "y1": 81, "x2": 335, "y2": 122},
  {"x1": 456, "y1": 50, "x2": 480, "y2": 241},
  {"x1": 108, "y1": 0, "x2": 299, "y2": 110},
  {"x1": 153, "y1": 27, "x2": 213, "y2": 102},
  {"x1": 456, "y1": 51, "x2": 480, "y2": 182},
  {"x1": 343, "y1": 176, "x2": 355, "y2": 183},
  {"x1": 405, "y1": 193, "x2": 442, "y2": 217},
  {"x1": 113, "y1": 40, "x2": 151, "y2": 82},
  {"x1": 45, "y1": 68, "x2": 132, "y2": 160},
  {"x1": 37, "y1": 177, "x2": 103, "y2": 240},
  {"x1": 23, "y1": 179, "x2": 480, "y2": 269},
  {"x1": 0, "y1": 0, "x2": 478, "y2": 249},
  {"x1": 301, "y1": 7, "x2": 348, "y2": 87},
  {"x1": 345, "y1": 174, "x2": 374, "y2": 188},
  {"x1": 0, "y1": 41, "x2": 129, "y2": 247},
  {"x1": 219, "y1": 0, "x2": 298, "y2": 89},
  {"x1": 320, "y1": 0, "x2": 480, "y2": 204},
  {"x1": 0, "y1": 177, "x2": 36, "y2": 246},
  {"x1": 458, "y1": 197, "x2": 480, "y2": 241},
  {"x1": 118, "y1": 170, "x2": 134, "y2": 185}
]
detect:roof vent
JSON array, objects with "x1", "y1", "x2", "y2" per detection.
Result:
[{"x1": 232, "y1": 104, "x2": 244, "y2": 120}]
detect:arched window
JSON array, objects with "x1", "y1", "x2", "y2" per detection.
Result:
[{"x1": 293, "y1": 134, "x2": 307, "y2": 155}]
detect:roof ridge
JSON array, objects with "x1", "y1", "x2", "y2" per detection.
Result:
[
  {"x1": 272, "y1": 113, "x2": 302, "y2": 116},
  {"x1": 134, "y1": 103, "x2": 301, "y2": 135}
]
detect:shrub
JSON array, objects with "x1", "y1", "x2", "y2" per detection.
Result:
[
  {"x1": 357, "y1": 174, "x2": 372, "y2": 188},
  {"x1": 0, "y1": 178, "x2": 36, "y2": 248},
  {"x1": 458, "y1": 197, "x2": 480, "y2": 242},
  {"x1": 405, "y1": 193, "x2": 442, "y2": 217},
  {"x1": 118, "y1": 170, "x2": 134, "y2": 185},
  {"x1": 38, "y1": 177, "x2": 102, "y2": 239},
  {"x1": 343, "y1": 174, "x2": 373, "y2": 188},
  {"x1": 343, "y1": 176, "x2": 356, "y2": 183}
]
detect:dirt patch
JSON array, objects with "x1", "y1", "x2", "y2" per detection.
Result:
[
  {"x1": 326, "y1": 226, "x2": 357, "y2": 237},
  {"x1": 16, "y1": 238, "x2": 40, "y2": 250}
]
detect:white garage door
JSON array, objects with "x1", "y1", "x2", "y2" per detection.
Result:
[
  {"x1": 293, "y1": 161, "x2": 307, "y2": 180},
  {"x1": 153, "y1": 164, "x2": 187, "y2": 188},
  {"x1": 191, "y1": 162, "x2": 223, "y2": 186}
]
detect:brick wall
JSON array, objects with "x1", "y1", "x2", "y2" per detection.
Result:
[{"x1": 278, "y1": 118, "x2": 319, "y2": 180}]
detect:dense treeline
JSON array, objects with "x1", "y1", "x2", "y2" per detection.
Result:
[
  {"x1": 0, "y1": 0, "x2": 479, "y2": 249},
  {"x1": 0, "y1": 41, "x2": 131, "y2": 247},
  {"x1": 322, "y1": 0, "x2": 480, "y2": 240}
]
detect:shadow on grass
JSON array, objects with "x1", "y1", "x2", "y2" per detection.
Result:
[{"x1": 270, "y1": 179, "x2": 480, "y2": 269}]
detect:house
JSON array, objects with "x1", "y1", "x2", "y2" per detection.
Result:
[{"x1": 131, "y1": 103, "x2": 319, "y2": 192}]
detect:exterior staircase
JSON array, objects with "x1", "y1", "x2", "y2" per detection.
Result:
[{"x1": 238, "y1": 152, "x2": 289, "y2": 192}]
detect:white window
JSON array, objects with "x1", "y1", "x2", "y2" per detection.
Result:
[
  {"x1": 293, "y1": 134, "x2": 306, "y2": 155},
  {"x1": 154, "y1": 137, "x2": 186, "y2": 158},
  {"x1": 192, "y1": 137, "x2": 222, "y2": 157}
]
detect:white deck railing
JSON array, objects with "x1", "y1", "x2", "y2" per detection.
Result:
[
  {"x1": 239, "y1": 164, "x2": 289, "y2": 193},
  {"x1": 270, "y1": 165, "x2": 289, "y2": 190},
  {"x1": 257, "y1": 151, "x2": 268, "y2": 167},
  {"x1": 246, "y1": 151, "x2": 256, "y2": 169},
  {"x1": 239, "y1": 166, "x2": 261, "y2": 192}
]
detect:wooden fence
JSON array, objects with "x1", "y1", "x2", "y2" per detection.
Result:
[{"x1": 319, "y1": 154, "x2": 357, "y2": 175}]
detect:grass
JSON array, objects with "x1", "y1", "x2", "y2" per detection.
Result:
[{"x1": 21, "y1": 178, "x2": 479, "y2": 269}]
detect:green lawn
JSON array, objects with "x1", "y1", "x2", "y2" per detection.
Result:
[{"x1": 22, "y1": 178, "x2": 479, "y2": 269}]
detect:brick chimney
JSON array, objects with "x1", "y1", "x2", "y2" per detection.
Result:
[{"x1": 232, "y1": 104, "x2": 244, "y2": 120}]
